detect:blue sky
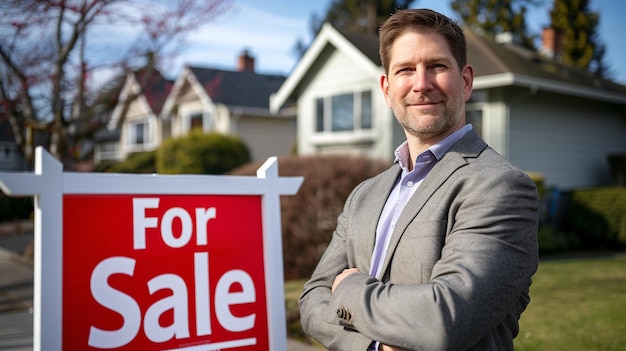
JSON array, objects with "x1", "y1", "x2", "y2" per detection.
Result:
[{"x1": 168, "y1": 0, "x2": 626, "y2": 84}]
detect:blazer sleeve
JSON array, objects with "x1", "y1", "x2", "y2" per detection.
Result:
[
  {"x1": 298, "y1": 181, "x2": 376, "y2": 351},
  {"x1": 329, "y1": 164, "x2": 539, "y2": 350}
]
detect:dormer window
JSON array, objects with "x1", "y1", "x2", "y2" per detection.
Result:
[{"x1": 315, "y1": 90, "x2": 372, "y2": 133}]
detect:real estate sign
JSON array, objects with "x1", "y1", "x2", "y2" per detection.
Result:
[{"x1": 0, "y1": 147, "x2": 303, "y2": 351}]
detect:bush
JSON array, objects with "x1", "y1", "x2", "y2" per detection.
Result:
[
  {"x1": 537, "y1": 224, "x2": 579, "y2": 254},
  {"x1": 157, "y1": 131, "x2": 250, "y2": 174},
  {"x1": 566, "y1": 187, "x2": 626, "y2": 248},
  {"x1": 229, "y1": 154, "x2": 391, "y2": 279},
  {"x1": 102, "y1": 151, "x2": 157, "y2": 173},
  {"x1": 526, "y1": 171, "x2": 545, "y2": 198},
  {"x1": 0, "y1": 192, "x2": 33, "y2": 221}
]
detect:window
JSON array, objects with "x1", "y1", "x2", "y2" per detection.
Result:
[
  {"x1": 97, "y1": 141, "x2": 119, "y2": 161},
  {"x1": 129, "y1": 120, "x2": 150, "y2": 146},
  {"x1": 315, "y1": 91, "x2": 372, "y2": 133},
  {"x1": 0, "y1": 144, "x2": 16, "y2": 162},
  {"x1": 466, "y1": 90, "x2": 486, "y2": 137}
]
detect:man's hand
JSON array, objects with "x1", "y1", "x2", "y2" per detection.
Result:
[
  {"x1": 379, "y1": 344, "x2": 403, "y2": 351},
  {"x1": 332, "y1": 268, "x2": 359, "y2": 293}
]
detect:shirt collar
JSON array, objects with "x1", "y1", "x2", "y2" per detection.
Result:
[{"x1": 394, "y1": 124, "x2": 473, "y2": 171}]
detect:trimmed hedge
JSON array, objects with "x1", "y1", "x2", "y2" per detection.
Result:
[
  {"x1": 566, "y1": 187, "x2": 626, "y2": 248},
  {"x1": 537, "y1": 224, "x2": 580, "y2": 254},
  {"x1": 157, "y1": 131, "x2": 250, "y2": 175},
  {"x1": 229, "y1": 154, "x2": 391, "y2": 279}
]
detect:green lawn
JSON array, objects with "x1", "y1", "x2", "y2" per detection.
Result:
[
  {"x1": 515, "y1": 255, "x2": 626, "y2": 351},
  {"x1": 285, "y1": 255, "x2": 626, "y2": 350}
]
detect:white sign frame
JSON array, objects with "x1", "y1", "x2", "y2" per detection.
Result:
[{"x1": 0, "y1": 146, "x2": 303, "y2": 351}]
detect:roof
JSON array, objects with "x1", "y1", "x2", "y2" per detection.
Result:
[
  {"x1": 188, "y1": 66, "x2": 285, "y2": 109},
  {"x1": 466, "y1": 30, "x2": 626, "y2": 101},
  {"x1": 337, "y1": 28, "x2": 381, "y2": 66},
  {"x1": 93, "y1": 128, "x2": 120, "y2": 142},
  {"x1": 0, "y1": 113, "x2": 15, "y2": 143},
  {"x1": 133, "y1": 68, "x2": 173, "y2": 113},
  {"x1": 271, "y1": 23, "x2": 626, "y2": 110},
  {"x1": 270, "y1": 23, "x2": 382, "y2": 113}
]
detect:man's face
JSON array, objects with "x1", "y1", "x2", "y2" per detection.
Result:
[{"x1": 381, "y1": 31, "x2": 473, "y2": 142}]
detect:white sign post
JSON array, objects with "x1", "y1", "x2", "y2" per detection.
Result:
[{"x1": 0, "y1": 146, "x2": 303, "y2": 351}]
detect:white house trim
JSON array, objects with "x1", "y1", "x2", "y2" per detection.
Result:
[
  {"x1": 108, "y1": 72, "x2": 140, "y2": 130},
  {"x1": 161, "y1": 66, "x2": 214, "y2": 120},
  {"x1": 474, "y1": 73, "x2": 626, "y2": 105},
  {"x1": 270, "y1": 23, "x2": 382, "y2": 113}
]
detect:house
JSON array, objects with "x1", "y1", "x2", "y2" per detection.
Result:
[
  {"x1": 95, "y1": 50, "x2": 297, "y2": 165},
  {"x1": 270, "y1": 23, "x2": 626, "y2": 190},
  {"x1": 0, "y1": 104, "x2": 47, "y2": 172},
  {"x1": 160, "y1": 51, "x2": 296, "y2": 162},
  {"x1": 94, "y1": 68, "x2": 173, "y2": 163},
  {"x1": 0, "y1": 109, "x2": 26, "y2": 171}
]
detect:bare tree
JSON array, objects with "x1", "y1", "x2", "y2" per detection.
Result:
[{"x1": 0, "y1": 0, "x2": 232, "y2": 168}]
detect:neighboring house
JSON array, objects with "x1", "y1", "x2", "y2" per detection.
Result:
[
  {"x1": 0, "y1": 110, "x2": 25, "y2": 171},
  {"x1": 270, "y1": 23, "x2": 626, "y2": 190},
  {"x1": 160, "y1": 51, "x2": 296, "y2": 162},
  {"x1": 96, "y1": 51, "x2": 296, "y2": 165},
  {"x1": 94, "y1": 68, "x2": 173, "y2": 163}
]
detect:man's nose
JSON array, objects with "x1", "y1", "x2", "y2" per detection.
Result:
[{"x1": 411, "y1": 67, "x2": 432, "y2": 92}]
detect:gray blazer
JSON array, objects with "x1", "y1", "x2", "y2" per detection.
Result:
[{"x1": 299, "y1": 130, "x2": 540, "y2": 351}]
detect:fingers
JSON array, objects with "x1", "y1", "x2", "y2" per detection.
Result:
[{"x1": 331, "y1": 268, "x2": 360, "y2": 293}]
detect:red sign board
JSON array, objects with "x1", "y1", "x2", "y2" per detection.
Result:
[
  {"x1": 63, "y1": 194, "x2": 268, "y2": 350},
  {"x1": 0, "y1": 148, "x2": 302, "y2": 351}
]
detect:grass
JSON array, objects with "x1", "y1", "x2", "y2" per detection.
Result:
[
  {"x1": 515, "y1": 255, "x2": 626, "y2": 351},
  {"x1": 285, "y1": 255, "x2": 626, "y2": 350}
]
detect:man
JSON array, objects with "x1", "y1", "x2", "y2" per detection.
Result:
[{"x1": 298, "y1": 8, "x2": 539, "y2": 351}]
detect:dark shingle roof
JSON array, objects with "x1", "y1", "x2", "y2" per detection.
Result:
[
  {"x1": 465, "y1": 30, "x2": 626, "y2": 95},
  {"x1": 189, "y1": 67, "x2": 286, "y2": 109},
  {"x1": 94, "y1": 128, "x2": 120, "y2": 142},
  {"x1": 337, "y1": 26, "x2": 626, "y2": 96},
  {"x1": 338, "y1": 29, "x2": 381, "y2": 66},
  {"x1": 133, "y1": 69, "x2": 174, "y2": 113}
]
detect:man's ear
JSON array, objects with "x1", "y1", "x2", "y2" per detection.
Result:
[
  {"x1": 462, "y1": 64, "x2": 474, "y2": 102},
  {"x1": 380, "y1": 74, "x2": 391, "y2": 107}
]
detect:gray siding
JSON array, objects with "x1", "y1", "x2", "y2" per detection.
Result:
[
  {"x1": 237, "y1": 115, "x2": 296, "y2": 162},
  {"x1": 508, "y1": 91, "x2": 626, "y2": 189}
]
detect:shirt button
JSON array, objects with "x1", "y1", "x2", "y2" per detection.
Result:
[{"x1": 407, "y1": 180, "x2": 414, "y2": 187}]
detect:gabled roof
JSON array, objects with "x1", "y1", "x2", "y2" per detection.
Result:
[
  {"x1": 107, "y1": 68, "x2": 173, "y2": 130},
  {"x1": 336, "y1": 28, "x2": 381, "y2": 66},
  {"x1": 187, "y1": 66, "x2": 285, "y2": 110},
  {"x1": 270, "y1": 23, "x2": 382, "y2": 113},
  {"x1": 271, "y1": 23, "x2": 626, "y2": 111},
  {"x1": 133, "y1": 68, "x2": 174, "y2": 113}
]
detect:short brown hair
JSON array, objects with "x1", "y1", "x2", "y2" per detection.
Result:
[{"x1": 378, "y1": 9, "x2": 467, "y2": 74}]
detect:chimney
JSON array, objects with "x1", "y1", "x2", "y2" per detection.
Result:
[
  {"x1": 541, "y1": 27, "x2": 561, "y2": 59},
  {"x1": 237, "y1": 49, "x2": 255, "y2": 72}
]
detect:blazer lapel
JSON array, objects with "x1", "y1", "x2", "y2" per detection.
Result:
[
  {"x1": 357, "y1": 164, "x2": 402, "y2": 267},
  {"x1": 377, "y1": 130, "x2": 487, "y2": 278}
]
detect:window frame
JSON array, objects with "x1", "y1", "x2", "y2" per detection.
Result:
[{"x1": 315, "y1": 90, "x2": 373, "y2": 134}]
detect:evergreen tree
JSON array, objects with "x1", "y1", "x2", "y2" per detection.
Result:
[
  {"x1": 319, "y1": 0, "x2": 415, "y2": 35},
  {"x1": 549, "y1": 0, "x2": 608, "y2": 76},
  {"x1": 293, "y1": 0, "x2": 415, "y2": 58},
  {"x1": 451, "y1": 0, "x2": 537, "y2": 49}
]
